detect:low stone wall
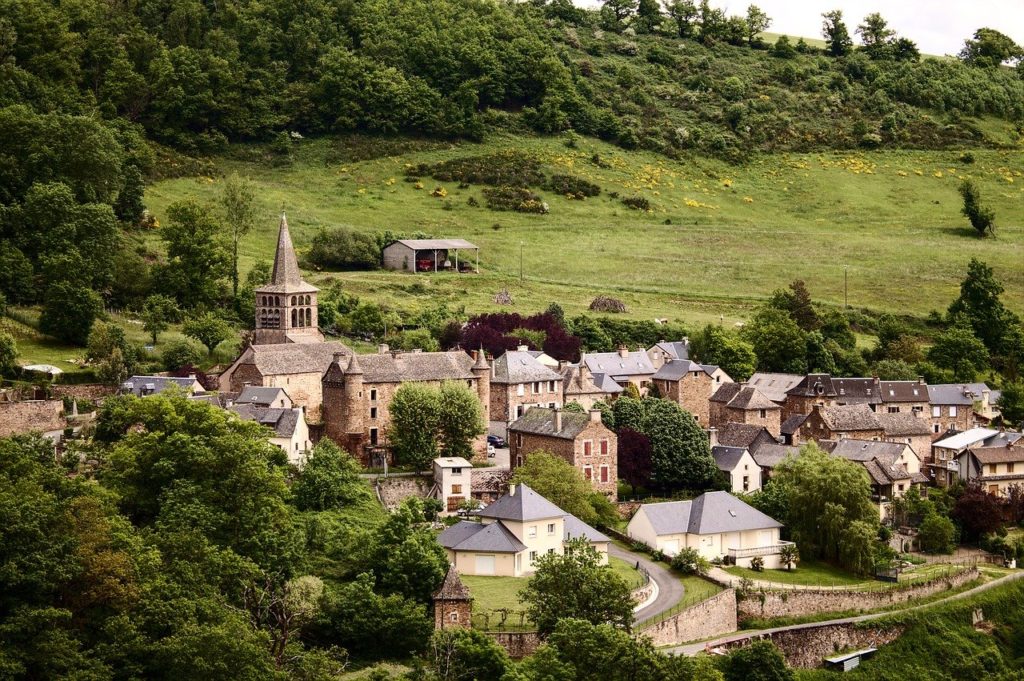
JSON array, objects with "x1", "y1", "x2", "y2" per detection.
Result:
[
  {"x1": 717, "y1": 623, "x2": 905, "y2": 668},
  {"x1": 737, "y1": 568, "x2": 979, "y2": 621},
  {"x1": 376, "y1": 476, "x2": 432, "y2": 511},
  {"x1": 616, "y1": 501, "x2": 641, "y2": 519},
  {"x1": 50, "y1": 384, "x2": 116, "y2": 401},
  {"x1": 488, "y1": 632, "x2": 542, "y2": 659},
  {"x1": 0, "y1": 400, "x2": 65, "y2": 437},
  {"x1": 640, "y1": 589, "x2": 738, "y2": 646}
]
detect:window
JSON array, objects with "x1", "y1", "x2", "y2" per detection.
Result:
[
  {"x1": 898, "y1": 484, "x2": 905, "y2": 492},
  {"x1": 450, "y1": 612, "x2": 459, "y2": 622},
  {"x1": 1010, "y1": 463, "x2": 1016, "y2": 474},
  {"x1": 584, "y1": 466, "x2": 593, "y2": 481},
  {"x1": 369, "y1": 407, "x2": 378, "y2": 420},
  {"x1": 532, "y1": 382, "x2": 540, "y2": 394},
  {"x1": 932, "y1": 406, "x2": 941, "y2": 417},
  {"x1": 516, "y1": 405, "x2": 524, "y2": 418},
  {"x1": 528, "y1": 526, "x2": 537, "y2": 538},
  {"x1": 583, "y1": 440, "x2": 593, "y2": 456},
  {"x1": 452, "y1": 467, "x2": 462, "y2": 476},
  {"x1": 600, "y1": 466, "x2": 609, "y2": 483},
  {"x1": 369, "y1": 428, "x2": 378, "y2": 445},
  {"x1": 547, "y1": 548, "x2": 555, "y2": 555},
  {"x1": 547, "y1": 523, "x2": 555, "y2": 535},
  {"x1": 933, "y1": 424, "x2": 941, "y2": 434},
  {"x1": 516, "y1": 434, "x2": 523, "y2": 447},
  {"x1": 949, "y1": 406, "x2": 957, "y2": 417},
  {"x1": 888, "y1": 406, "x2": 900, "y2": 414},
  {"x1": 549, "y1": 381, "x2": 556, "y2": 393},
  {"x1": 452, "y1": 484, "x2": 462, "y2": 494},
  {"x1": 990, "y1": 464, "x2": 998, "y2": 475},
  {"x1": 370, "y1": 389, "x2": 377, "y2": 401},
  {"x1": 600, "y1": 439, "x2": 608, "y2": 456},
  {"x1": 743, "y1": 476, "x2": 750, "y2": 491},
  {"x1": 759, "y1": 409, "x2": 767, "y2": 418},
  {"x1": 517, "y1": 384, "x2": 524, "y2": 397},
  {"x1": 529, "y1": 551, "x2": 538, "y2": 562}
]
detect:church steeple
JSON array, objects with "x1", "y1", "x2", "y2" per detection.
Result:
[{"x1": 270, "y1": 212, "x2": 303, "y2": 287}]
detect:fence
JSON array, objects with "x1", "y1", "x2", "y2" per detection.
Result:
[
  {"x1": 471, "y1": 609, "x2": 535, "y2": 633},
  {"x1": 641, "y1": 583, "x2": 724, "y2": 627},
  {"x1": 711, "y1": 559, "x2": 982, "y2": 594}
]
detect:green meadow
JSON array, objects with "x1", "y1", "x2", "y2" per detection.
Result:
[{"x1": 144, "y1": 135, "x2": 1024, "y2": 330}]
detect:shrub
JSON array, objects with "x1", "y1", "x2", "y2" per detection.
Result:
[
  {"x1": 307, "y1": 226, "x2": 381, "y2": 270},
  {"x1": 621, "y1": 196, "x2": 651, "y2": 211},
  {"x1": 589, "y1": 296, "x2": 627, "y2": 313},
  {"x1": 546, "y1": 174, "x2": 601, "y2": 198},
  {"x1": 670, "y1": 548, "x2": 710, "y2": 576},
  {"x1": 750, "y1": 555, "x2": 765, "y2": 572},
  {"x1": 407, "y1": 152, "x2": 544, "y2": 188},
  {"x1": 482, "y1": 186, "x2": 549, "y2": 214},
  {"x1": 160, "y1": 338, "x2": 205, "y2": 371}
]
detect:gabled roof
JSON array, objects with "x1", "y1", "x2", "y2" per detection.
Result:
[
  {"x1": 875, "y1": 412, "x2": 931, "y2": 436},
  {"x1": 561, "y1": 363, "x2": 607, "y2": 397},
  {"x1": 786, "y1": 374, "x2": 838, "y2": 398},
  {"x1": 326, "y1": 349, "x2": 477, "y2": 383},
  {"x1": 564, "y1": 514, "x2": 610, "y2": 543},
  {"x1": 817, "y1": 404, "x2": 882, "y2": 431},
  {"x1": 492, "y1": 351, "x2": 562, "y2": 384},
  {"x1": 716, "y1": 423, "x2": 774, "y2": 449},
  {"x1": 652, "y1": 359, "x2": 705, "y2": 381},
  {"x1": 386, "y1": 238, "x2": 478, "y2": 250},
  {"x1": 969, "y1": 444, "x2": 1024, "y2": 465},
  {"x1": 780, "y1": 413, "x2": 808, "y2": 436},
  {"x1": 879, "y1": 380, "x2": 928, "y2": 403},
  {"x1": 710, "y1": 382, "x2": 742, "y2": 404},
  {"x1": 476, "y1": 483, "x2": 567, "y2": 522},
  {"x1": 819, "y1": 438, "x2": 909, "y2": 463},
  {"x1": 650, "y1": 340, "x2": 691, "y2": 361},
  {"x1": 121, "y1": 375, "x2": 203, "y2": 397},
  {"x1": 747, "y1": 373, "x2": 803, "y2": 403},
  {"x1": 712, "y1": 445, "x2": 748, "y2": 472},
  {"x1": 235, "y1": 386, "x2": 289, "y2": 407},
  {"x1": 584, "y1": 350, "x2": 655, "y2": 379},
  {"x1": 726, "y1": 386, "x2": 778, "y2": 411},
  {"x1": 437, "y1": 521, "x2": 527, "y2": 553},
  {"x1": 239, "y1": 342, "x2": 351, "y2": 377},
  {"x1": 228, "y1": 403, "x2": 300, "y2": 438},
  {"x1": 830, "y1": 378, "x2": 881, "y2": 405},
  {"x1": 639, "y1": 491, "x2": 782, "y2": 536},
  {"x1": 750, "y1": 443, "x2": 801, "y2": 469},
  {"x1": 928, "y1": 383, "x2": 991, "y2": 406},
  {"x1": 434, "y1": 567, "x2": 471, "y2": 601},
  {"x1": 590, "y1": 372, "x2": 625, "y2": 393},
  {"x1": 257, "y1": 214, "x2": 318, "y2": 294},
  {"x1": 508, "y1": 407, "x2": 600, "y2": 440}
]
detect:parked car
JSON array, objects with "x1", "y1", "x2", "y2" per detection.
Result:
[
  {"x1": 487, "y1": 434, "x2": 506, "y2": 448},
  {"x1": 487, "y1": 444, "x2": 496, "y2": 457}
]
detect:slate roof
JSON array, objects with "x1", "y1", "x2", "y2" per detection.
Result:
[
  {"x1": 968, "y1": 445, "x2": 1024, "y2": 465},
  {"x1": 561, "y1": 364, "x2": 608, "y2": 397},
  {"x1": 727, "y1": 386, "x2": 778, "y2": 411},
  {"x1": 228, "y1": 403, "x2": 300, "y2": 438},
  {"x1": 334, "y1": 350, "x2": 477, "y2": 383},
  {"x1": 879, "y1": 380, "x2": 928, "y2": 403},
  {"x1": 712, "y1": 445, "x2": 748, "y2": 472},
  {"x1": 652, "y1": 359, "x2": 705, "y2": 381},
  {"x1": 747, "y1": 373, "x2": 803, "y2": 403},
  {"x1": 710, "y1": 382, "x2": 742, "y2": 404},
  {"x1": 928, "y1": 383, "x2": 991, "y2": 406},
  {"x1": 584, "y1": 350, "x2": 655, "y2": 379},
  {"x1": 242, "y1": 342, "x2": 351, "y2": 376},
  {"x1": 564, "y1": 514, "x2": 610, "y2": 543},
  {"x1": 875, "y1": 412, "x2": 931, "y2": 436},
  {"x1": 476, "y1": 483, "x2": 567, "y2": 522},
  {"x1": 433, "y1": 567, "x2": 471, "y2": 601},
  {"x1": 591, "y1": 372, "x2": 625, "y2": 393},
  {"x1": 934, "y1": 428, "x2": 1021, "y2": 450},
  {"x1": 819, "y1": 439, "x2": 909, "y2": 463},
  {"x1": 492, "y1": 351, "x2": 562, "y2": 384},
  {"x1": 750, "y1": 443, "x2": 801, "y2": 469},
  {"x1": 508, "y1": 408, "x2": 595, "y2": 440},
  {"x1": 817, "y1": 404, "x2": 882, "y2": 431},
  {"x1": 639, "y1": 491, "x2": 782, "y2": 536},
  {"x1": 121, "y1": 375, "x2": 203, "y2": 397},
  {"x1": 780, "y1": 413, "x2": 808, "y2": 436},
  {"x1": 437, "y1": 521, "x2": 527, "y2": 553},
  {"x1": 716, "y1": 423, "x2": 774, "y2": 449},
  {"x1": 235, "y1": 386, "x2": 289, "y2": 408},
  {"x1": 257, "y1": 214, "x2": 318, "y2": 294},
  {"x1": 650, "y1": 340, "x2": 691, "y2": 361},
  {"x1": 787, "y1": 374, "x2": 838, "y2": 398}
]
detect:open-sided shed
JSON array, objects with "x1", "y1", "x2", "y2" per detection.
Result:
[{"x1": 382, "y1": 239, "x2": 479, "y2": 273}]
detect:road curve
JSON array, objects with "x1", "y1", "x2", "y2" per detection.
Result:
[
  {"x1": 609, "y1": 544, "x2": 685, "y2": 624},
  {"x1": 665, "y1": 569, "x2": 1024, "y2": 656}
]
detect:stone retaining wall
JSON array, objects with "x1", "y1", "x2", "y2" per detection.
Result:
[
  {"x1": 717, "y1": 623, "x2": 905, "y2": 668},
  {"x1": 640, "y1": 589, "x2": 737, "y2": 646},
  {"x1": 488, "y1": 632, "x2": 542, "y2": 659},
  {"x1": 737, "y1": 568, "x2": 979, "y2": 621},
  {"x1": 0, "y1": 400, "x2": 65, "y2": 437},
  {"x1": 376, "y1": 476, "x2": 432, "y2": 511}
]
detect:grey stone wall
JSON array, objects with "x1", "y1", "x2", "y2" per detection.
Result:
[
  {"x1": 640, "y1": 589, "x2": 738, "y2": 646},
  {"x1": 719, "y1": 623, "x2": 905, "y2": 669}
]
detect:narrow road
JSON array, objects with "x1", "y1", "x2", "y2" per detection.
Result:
[
  {"x1": 665, "y1": 569, "x2": 1024, "y2": 656},
  {"x1": 609, "y1": 544, "x2": 684, "y2": 624}
]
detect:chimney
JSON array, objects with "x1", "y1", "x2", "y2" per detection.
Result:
[
  {"x1": 558, "y1": 360, "x2": 567, "y2": 371},
  {"x1": 589, "y1": 409, "x2": 602, "y2": 424},
  {"x1": 188, "y1": 373, "x2": 196, "y2": 380},
  {"x1": 518, "y1": 344, "x2": 529, "y2": 352},
  {"x1": 917, "y1": 376, "x2": 926, "y2": 386},
  {"x1": 243, "y1": 382, "x2": 252, "y2": 388},
  {"x1": 708, "y1": 427, "x2": 718, "y2": 447},
  {"x1": 554, "y1": 408, "x2": 562, "y2": 432},
  {"x1": 378, "y1": 343, "x2": 389, "y2": 354},
  {"x1": 509, "y1": 483, "x2": 516, "y2": 497},
  {"x1": 471, "y1": 349, "x2": 478, "y2": 361},
  {"x1": 617, "y1": 345, "x2": 628, "y2": 358}
]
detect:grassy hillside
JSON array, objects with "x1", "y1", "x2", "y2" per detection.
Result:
[{"x1": 144, "y1": 135, "x2": 1024, "y2": 330}]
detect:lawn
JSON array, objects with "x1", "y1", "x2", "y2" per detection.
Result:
[
  {"x1": 144, "y1": 135, "x2": 1024, "y2": 331},
  {"x1": 724, "y1": 559, "x2": 870, "y2": 587},
  {"x1": 461, "y1": 575, "x2": 529, "y2": 613},
  {"x1": 609, "y1": 555, "x2": 645, "y2": 589}
]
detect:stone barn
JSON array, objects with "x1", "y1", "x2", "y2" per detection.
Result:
[{"x1": 382, "y1": 239, "x2": 479, "y2": 273}]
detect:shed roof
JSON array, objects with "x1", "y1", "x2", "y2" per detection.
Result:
[
  {"x1": 933, "y1": 428, "x2": 1001, "y2": 450},
  {"x1": 386, "y1": 239, "x2": 478, "y2": 250},
  {"x1": 435, "y1": 457, "x2": 473, "y2": 469}
]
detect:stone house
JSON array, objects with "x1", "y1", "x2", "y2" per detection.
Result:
[
  {"x1": 927, "y1": 384, "x2": 988, "y2": 438},
  {"x1": 627, "y1": 491, "x2": 789, "y2": 568},
  {"x1": 874, "y1": 412, "x2": 933, "y2": 466},
  {"x1": 709, "y1": 383, "x2": 782, "y2": 437},
  {"x1": 749, "y1": 443, "x2": 802, "y2": 481},
  {"x1": 583, "y1": 346, "x2": 656, "y2": 395},
  {"x1": 712, "y1": 422, "x2": 778, "y2": 452},
  {"x1": 799, "y1": 404, "x2": 886, "y2": 443},
  {"x1": 559, "y1": 360, "x2": 622, "y2": 410},
  {"x1": 432, "y1": 567, "x2": 472, "y2": 630},
  {"x1": 227, "y1": 402, "x2": 311, "y2": 465},
  {"x1": 819, "y1": 439, "x2": 927, "y2": 520},
  {"x1": 252, "y1": 214, "x2": 323, "y2": 345},
  {"x1": 932, "y1": 428, "x2": 1023, "y2": 488},
  {"x1": 646, "y1": 340, "x2": 691, "y2": 370},
  {"x1": 711, "y1": 445, "x2": 761, "y2": 494},
  {"x1": 747, "y1": 372, "x2": 803, "y2": 405},
  {"x1": 121, "y1": 375, "x2": 206, "y2": 397},
  {"x1": 489, "y1": 348, "x2": 564, "y2": 435},
  {"x1": 322, "y1": 347, "x2": 491, "y2": 465},
  {"x1": 437, "y1": 483, "x2": 609, "y2": 577},
  {"x1": 431, "y1": 457, "x2": 474, "y2": 515},
  {"x1": 508, "y1": 408, "x2": 617, "y2": 499},
  {"x1": 956, "y1": 440, "x2": 1024, "y2": 497},
  {"x1": 782, "y1": 374, "x2": 929, "y2": 422},
  {"x1": 652, "y1": 359, "x2": 712, "y2": 425}
]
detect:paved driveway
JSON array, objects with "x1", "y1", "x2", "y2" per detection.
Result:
[{"x1": 609, "y1": 544, "x2": 684, "y2": 624}]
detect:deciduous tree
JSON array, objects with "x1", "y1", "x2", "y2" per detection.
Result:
[
  {"x1": 821, "y1": 10, "x2": 853, "y2": 57},
  {"x1": 183, "y1": 311, "x2": 234, "y2": 356},
  {"x1": 220, "y1": 174, "x2": 259, "y2": 298}
]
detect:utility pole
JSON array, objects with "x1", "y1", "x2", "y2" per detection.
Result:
[
  {"x1": 520, "y1": 241, "x2": 524, "y2": 283},
  {"x1": 844, "y1": 266, "x2": 849, "y2": 309}
]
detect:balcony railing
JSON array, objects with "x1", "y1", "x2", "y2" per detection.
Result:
[{"x1": 728, "y1": 540, "x2": 795, "y2": 560}]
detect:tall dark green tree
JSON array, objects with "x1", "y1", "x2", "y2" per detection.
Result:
[
  {"x1": 821, "y1": 10, "x2": 853, "y2": 57},
  {"x1": 640, "y1": 398, "x2": 717, "y2": 491},
  {"x1": 155, "y1": 201, "x2": 230, "y2": 308},
  {"x1": 958, "y1": 179, "x2": 996, "y2": 237}
]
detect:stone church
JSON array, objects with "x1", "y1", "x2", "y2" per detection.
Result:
[{"x1": 218, "y1": 214, "x2": 491, "y2": 463}]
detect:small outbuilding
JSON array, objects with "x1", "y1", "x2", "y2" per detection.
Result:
[{"x1": 382, "y1": 239, "x2": 479, "y2": 273}]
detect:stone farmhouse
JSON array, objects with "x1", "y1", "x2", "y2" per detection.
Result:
[
  {"x1": 559, "y1": 360, "x2": 622, "y2": 410},
  {"x1": 819, "y1": 439, "x2": 927, "y2": 519},
  {"x1": 932, "y1": 428, "x2": 1023, "y2": 488},
  {"x1": 627, "y1": 491, "x2": 788, "y2": 568},
  {"x1": 508, "y1": 407, "x2": 618, "y2": 499},
  {"x1": 927, "y1": 383, "x2": 997, "y2": 437},
  {"x1": 956, "y1": 439, "x2": 1024, "y2": 497},
  {"x1": 652, "y1": 359, "x2": 713, "y2": 425},
  {"x1": 489, "y1": 348, "x2": 563, "y2": 435},
  {"x1": 709, "y1": 383, "x2": 782, "y2": 437},
  {"x1": 647, "y1": 340, "x2": 732, "y2": 395},
  {"x1": 797, "y1": 403, "x2": 931, "y2": 461},
  {"x1": 583, "y1": 346, "x2": 656, "y2": 395},
  {"x1": 437, "y1": 483, "x2": 609, "y2": 577}
]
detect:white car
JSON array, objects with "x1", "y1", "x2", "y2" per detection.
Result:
[{"x1": 487, "y1": 444, "x2": 496, "y2": 457}]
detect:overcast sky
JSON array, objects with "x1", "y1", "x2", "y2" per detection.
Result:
[{"x1": 575, "y1": 1, "x2": 1024, "y2": 56}]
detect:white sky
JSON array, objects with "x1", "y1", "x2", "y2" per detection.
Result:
[{"x1": 574, "y1": 1, "x2": 1024, "y2": 56}]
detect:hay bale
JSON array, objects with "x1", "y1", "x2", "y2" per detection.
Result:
[
  {"x1": 493, "y1": 288, "x2": 513, "y2": 305},
  {"x1": 589, "y1": 296, "x2": 627, "y2": 313}
]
